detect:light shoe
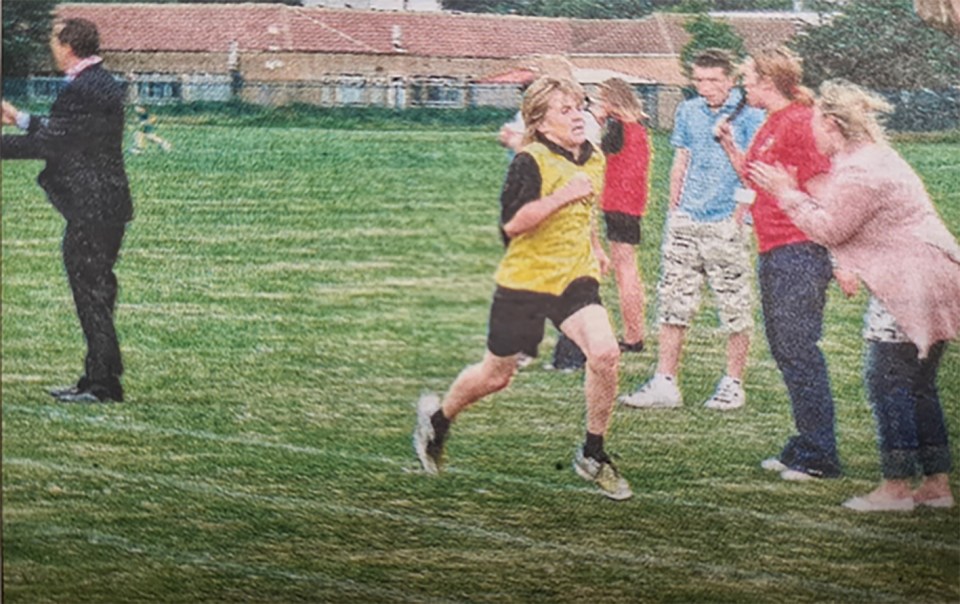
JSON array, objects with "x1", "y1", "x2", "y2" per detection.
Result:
[
  {"x1": 843, "y1": 495, "x2": 915, "y2": 512},
  {"x1": 573, "y1": 447, "x2": 632, "y2": 501},
  {"x1": 762, "y1": 458, "x2": 830, "y2": 481},
  {"x1": 619, "y1": 374, "x2": 681, "y2": 409},
  {"x1": 413, "y1": 392, "x2": 442, "y2": 475},
  {"x1": 703, "y1": 376, "x2": 745, "y2": 411},
  {"x1": 761, "y1": 458, "x2": 788, "y2": 472},
  {"x1": 516, "y1": 353, "x2": 534, "y2": 369},
  {"x1": 915, "y1": 495, "x2": 955, "y2": 509},
  {"x1": 780, "y1": 469, "x2": 816, "y2": 482}
]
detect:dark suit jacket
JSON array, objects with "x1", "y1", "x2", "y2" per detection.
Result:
[{"x1": 1, "y1": 64, "x2": 133, "y2": 224}]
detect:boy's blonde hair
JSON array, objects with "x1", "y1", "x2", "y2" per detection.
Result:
[
  {"x1": 817, "y1": 79, "x2": 894, "y2": 144},
  {"x1": 521, "y1": 76, "x2": 586, "y2": 146}
]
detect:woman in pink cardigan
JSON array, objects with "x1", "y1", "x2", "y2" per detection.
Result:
[{"x1": 751, "y1": 80, "x2": 960, "y2": 512}]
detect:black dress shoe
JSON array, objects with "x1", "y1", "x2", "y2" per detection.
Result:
[
  {"x1": 55, "y1": 390, "x2": 107, "y2": 403},
  {"x1": 49, "y1": 383, "x2": 123, "y2": 403},
  {"x1": 618, "y1": 340, "x2": 645, "y2": 353},
  {"x1": 49, "y1": 385, "x2": 83, "y2": 398},
  {"x1": 48, "y1": 376, "x2": 92, "y2": 398},
  {"x1": 56, "y1": 389, "x2": 123, "y2": 403}
]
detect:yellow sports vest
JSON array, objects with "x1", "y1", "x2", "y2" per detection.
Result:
[{"x1": 494, "y1": 141, "x2": 605, "y2": 295}]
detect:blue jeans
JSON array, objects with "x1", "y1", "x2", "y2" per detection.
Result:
[
  {"x1": 759, "y1": 242, "x2": 841, "y2": 477},
  {"x1": 866, "y1": 340, "x2": 951, "y2": 479}
]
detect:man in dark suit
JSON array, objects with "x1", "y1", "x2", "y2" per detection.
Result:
[{"x1": 2, "y1": 18, "x2": 133, "y2": 403}]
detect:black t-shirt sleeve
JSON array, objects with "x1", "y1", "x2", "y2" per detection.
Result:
[
  {"x1": 600, "y1": 119, "x2": 624, "y2": 155},
  {"x1": 499, "y1": 152, "x2": 542, "y2": 245}
]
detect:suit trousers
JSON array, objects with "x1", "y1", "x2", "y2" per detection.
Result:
[{"x1": 62, "y1": 221, "x2": 126, "y2": 388}]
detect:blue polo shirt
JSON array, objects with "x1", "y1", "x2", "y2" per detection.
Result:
[{"x1": 670, "y1": 88, "x2": 765, "y2": 222}]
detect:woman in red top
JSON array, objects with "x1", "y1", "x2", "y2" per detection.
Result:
[
  {"x1": 717, "y1": 47, "x2": 841, "y2": 481},
  {"x1": 592, "y1": 78, "x2": 652, "y2": 352}
]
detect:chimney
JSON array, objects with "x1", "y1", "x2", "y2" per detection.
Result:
[{"x1": 392, "y1": 24, "x2": 405, "y2": 52}]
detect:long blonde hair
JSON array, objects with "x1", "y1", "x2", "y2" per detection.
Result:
[
  {"x1": 597, "y1": 77, "x2": 648, "y2": 122},
  {"x1": 751, "y1": 46, "x2": 814, "y2": 106},
  {"x1": 521, "y1": 76, "x2": 586, "y2": 146},
  {"x1": 817, "y1": 79, "x2": 894, "y2": 144}
]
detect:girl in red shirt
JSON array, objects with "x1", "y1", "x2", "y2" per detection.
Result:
[
  {"x1": 592, "y1": 78, "x2": 652, "y2": 352},
  {"x1": 718, "y1": 47, "x2": 841, "y2": 481}
]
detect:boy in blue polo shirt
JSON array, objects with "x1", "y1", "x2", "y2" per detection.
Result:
[{"x1": 621, "y1": 48, "x2": 764, "y2": 411}]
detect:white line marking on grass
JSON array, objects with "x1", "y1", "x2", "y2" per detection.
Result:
[
  {"x1": 6, "y1": 403, "x2": 955, "y2": 562},
  {"x1": 6, "y1": 457, "x2": 915, "y2": 603},
  {"x1": 0, "y1": 374, "x2": 47, "y2": 384},
  {"x1": 28, "y1": 524, "x2": 459, "y2": 604}
]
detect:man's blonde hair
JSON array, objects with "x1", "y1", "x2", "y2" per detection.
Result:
[
  {"x1": 521, "y1": 76, "x2": 586, "y2": 146},
  {"x1": 817, "y1": 79, "x2": 893, "y2": 144}
]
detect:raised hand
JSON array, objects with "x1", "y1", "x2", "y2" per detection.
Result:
[{"x1": 2, "y1": 100, "x2": 20, "y2": 126}]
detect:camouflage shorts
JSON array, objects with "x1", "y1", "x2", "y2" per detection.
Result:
[
  {"x1": 863, "y1": 296, "x2": 909, "y2": 343},
  {"x1": 657, "y1": 212, "x2": 754, "y2": 332}
]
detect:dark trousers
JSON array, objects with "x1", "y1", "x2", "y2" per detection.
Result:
[
  {"x1": 63, "y1": 221, "x2": 126, "y2": 391},
  {"x1": 865, "y1": 340, "x2": 951, "y2": 479},
  {"x1": 759, "y1": 242, "x2": 841, "y2": 477}
]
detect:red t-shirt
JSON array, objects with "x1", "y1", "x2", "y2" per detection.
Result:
[
  {"x1": 601, "y1": 119, "x2": 651, "y2": 216},
  {"x1": 746, "y1": 103, "x2": 831, "y2": 253}
]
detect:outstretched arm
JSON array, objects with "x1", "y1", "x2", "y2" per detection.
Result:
[
  {"x1": 750, "y1": 161, "x2": 876, "y2": 247},
  {"x1": 2, "y1": 87, "x2": 114, "y2": 161}
]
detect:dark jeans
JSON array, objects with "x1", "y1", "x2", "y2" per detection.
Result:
[
  {"x1": 865, "y1": 340, "x2": 951, "y2": 479},
  {"x1": 63, "y1": 221, "x2": 126, "y2": 393},
  {"x1": 759, "y1": 242, "x2": 841, "y2": 477}
]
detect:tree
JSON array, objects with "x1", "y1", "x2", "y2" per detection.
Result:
[
  {"x1": 442, "y1": 0, "x2": 653, "y2": 18},
  {"x1": 2, "y1": 0, "x2": 58, "y2": 77},
  {"x1": 652, "y1": 0, "x2": 796, "y2": 10},
  {"x1": 678, "y1": 12, "x2": 747, "y2": 76},
  {"x1": 792, "y1": 0, "x2": 960, "y2": 89},
  {"x1": 442, "y1": 0, "x2": 530, "y2": 12},
  {"x1": 526, "y1": 0, "x2": 653, "y2": 19}
]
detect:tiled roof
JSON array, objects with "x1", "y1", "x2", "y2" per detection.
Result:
[
  {"x1": 474, "y1": 68, "x2": 539, "y2": 84},
  {"x1": 58, "y1": 4, "x2": 799, "y2": 59},
  {"x1": 570, "y1": 18, "x2": 676, "y2": 55},
  {"x1": 57, "y1": 4, "x2": 571, "y2": 57}
]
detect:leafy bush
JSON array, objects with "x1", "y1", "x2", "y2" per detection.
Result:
[{"x1": 155, "y1": 101, "x2": 516, "y2": 130}]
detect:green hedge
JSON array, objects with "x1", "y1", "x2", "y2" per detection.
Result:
[{"x1": 153, "y1": 100, "x2": 517, "y2": 130}]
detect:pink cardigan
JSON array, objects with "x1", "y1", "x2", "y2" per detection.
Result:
[{"x1": 779, "y1": 143, "x2": 960, "y2": 358}]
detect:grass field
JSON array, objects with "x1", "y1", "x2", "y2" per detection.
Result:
[{"x1": 2, "y1": 120, "x2": 958, "y2": 603}]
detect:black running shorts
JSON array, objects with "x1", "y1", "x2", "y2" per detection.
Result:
[
  {"x1": 486, "y1": 277, "x2": 602, "y2": 358},
  {"x1": 604, "y1": 211, "x2": 642, "y2": 245}
]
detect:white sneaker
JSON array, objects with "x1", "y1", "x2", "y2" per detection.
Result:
[
  {"x1": 780, "y1": 469, "x2": 816, "y2": 482},
  {"x1": 619, "y1": 374, "x2": 682, "y2": 409},
  {"x1": 573, "y1": 447, "x2": 633, "y2": 501},
  {"x1": 761, "y1": 458, "x2": 788, "y2": 472},
  {"x1": 413, "y1": 392, "x2": 442, "y2": 475},
  {"x1": 703, "y1": 376, "x2": 745, "y2": 411}
]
